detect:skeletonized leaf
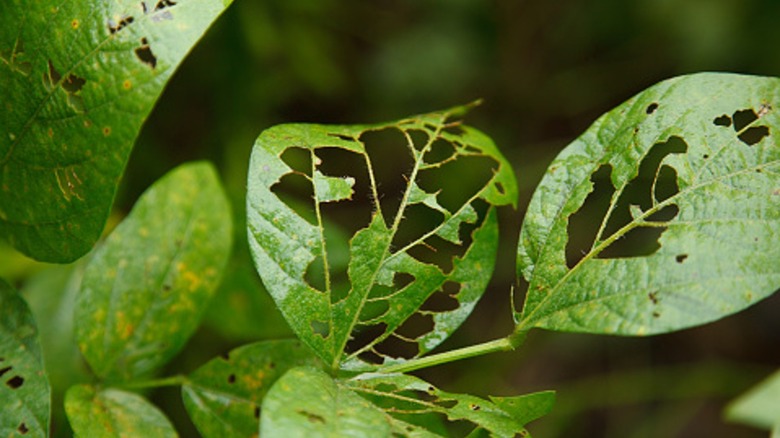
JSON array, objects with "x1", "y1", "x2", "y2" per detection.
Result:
[
  {"x1": 0, "y1": 280, "x2": 50, "y2": 438},
  {"x1": 182, "y1": 340, "x2": 319, "y2": 438},
  {"x1": 0, "y1": 0, "x2": 233, "y2": 262},
  {"x1": 725, "y1": 369, "x2": 780, "y2": 431},
  {"x1": 76, "y1": 162, "x2": 232, "y2": 381},
  {"x1": 65, "y1": 384, "x2": 176, "y2": 437},
  {"x1": 260, "y1": 366, "x2": 392, "y2": 437},
  {"x1": 247, "y1": 103, "x2": 517, "y2": 370},
  {"x1": 517, "y1": 73, "x2": 780, "y2": 335},
  {"x1": 347, "y1": 373, "x2": 548, "y2": 437}
]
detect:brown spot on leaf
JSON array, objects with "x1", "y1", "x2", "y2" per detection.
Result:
[
  {"x1": 6, "y1": 375, "x2": 24, "y2": 389},
  {"x1": 135, "y1": 37, "x2": 157, "y2": 68}
]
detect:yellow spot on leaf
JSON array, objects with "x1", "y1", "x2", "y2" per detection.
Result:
[
  {"x1": 71, "y1": 19, "x2": 79, "y2": 29},
  {"x1": 139, "y1": 227, "x2": 149, "y2": 237},
  {"x1": 123, "y1": 80, "x2": 132, "y2": 90},
  {"x1": 83, "y1": 120, "x2": 92, "y2": 128},
  {"x1": 102, "y1": 127, "x2": 111, "y2": 136},
  {"x1": 47, "y1": 128, "x2": 54, "y2": 137}
]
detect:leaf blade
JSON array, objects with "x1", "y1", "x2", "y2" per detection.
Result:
[
  {"x1": 0, "y1": 0, "x2": 233, "y2": 262},
  {"x1": 517, "y1": 72, "x2": 780, "y2": 335},
  {"x1": 76, "y1": 162, "x2": 233, "y2": 381}
]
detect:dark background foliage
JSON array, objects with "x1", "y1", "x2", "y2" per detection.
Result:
[{"x1": 6, "y1": 1, "x2": 780, "y2": 436}]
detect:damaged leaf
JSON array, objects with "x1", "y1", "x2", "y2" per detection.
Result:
[
  {"x1": 517, "y1": 73, "x2": 780, "y2": 335},
  {"x1": 0, "y1": 280, "x2": 50, "y2": 438},
  {"x1": 182, "y1": 340, "x2": 319, "y2": 438},
  {"x1": 76, "y1": 162, "x2": 232, "y2": 381},
  {"x1": 0, "y1": 0, "x2": 233, "y2": 262},
  {"x1": 246, "y1": 103, "x2": 517, "y2": 371}
]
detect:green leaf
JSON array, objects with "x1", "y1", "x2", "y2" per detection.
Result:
[
  {"x1": 182, "y1": 340, "x2": 319, "y2": 438},
  {"x1": 76, "y1": 162, "x2": 232, "y2": 381},
  {"x1": 260, "y1": 366, "x2": 392, "y2": 437},
  {"x1": 347, "y1": 373, "x2": 542, "y2": 437},
  {"x1": 0, "y1": 0, "x2": 233, "y2": 262},
  {"x1": 517, "y1": 73, "x2": 780, "y2": 335},
  {"x1": 247, "y1": 103, "x2": 518, "y2": 370},
  {"x1": 0, "y1": 280, "x2": 50, "y2": 438},
  {"x1": 725, "y1": 369, "x2": 780, "y2": 430},
  {"x1": 65, "y1": 384, "x2": 176, "y2": 437}
]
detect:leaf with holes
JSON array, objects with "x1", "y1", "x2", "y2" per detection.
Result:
[
  {"x1": 516, "y1": 72, "x2": 780, "y2": 335},
  {"x1": 182, "y1": 340, "x2": 319, "y2": 438},
  {"x1": 347, "y1": 373, "x2": 551, "y2": 437},
  {"x1": 0, "y1": 0, "x2": 233, "y2": 262},
  {"x1": 65, "y1": 384, "x2": 176, "y2": 437},
  {"x1": 0, "y1": 280, "x2": 50, "y2": 438},
  {"x1": 725, "y1": 369, "x2": 780, "y2": 432},
  {"x1": 247, "y1": 103, "x2": 517, "y2": 371},
  {"x1": 76, "y1": 162, "x2": 232, "y2": 381}
]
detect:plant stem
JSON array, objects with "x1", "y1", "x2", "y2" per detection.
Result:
[
  {"x1": 379, "y1": 334, "x2": 524, "y2": 374},
  {"x1": 114, "y1": 375, "x2": 188, "y2": 390}
]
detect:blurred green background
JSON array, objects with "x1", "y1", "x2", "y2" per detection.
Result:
[{"x1": 5, "y1": 0, "x2": 780, "y2": 436}]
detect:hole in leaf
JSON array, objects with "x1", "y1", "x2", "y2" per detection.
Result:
[
  {"x1": 375, "y1": 335, "x2": 419, "y2": 359},
  {"x1": 648, "y1": 291, "x2": 659, "y2": 305},
  {"x1": 423, "y1": 139, "x2": 457, "y2": 164},
  {"x1": 434, "y1": 399, "x2": 457, "y2": 409},
  {"x1": 6, "y1": 375, "x2": 24, "y2": 389},
  {"x1": 597, "y1": 137, "x2": 686, "y2": 258},
  {"x1": 732, "y1": 109, "x2": 758, "y2": 131},
  {"x1": 304, "y1": 256, "x2": 326, "y2": 292},
  {"x1": 46, "y1": 60, "x2": 61, "y2": 88},
  {"x1": 227, "y1": 374, "x2": 236, "y2": 384},
  {"x1": 358, "y1": 350, "x2": 383, "y2": 364},
  {"x1": 270, "y1": 172, "x2": 316, "y2": 225},
  {"x1": 361, "y1": 128, "x2": 415, "y2": 226},
  {"x1": 395, "y1": 312, "x2": 434, "y2": 339},
  {"x1": 310, "y1": 320, "x2": 330, "y2": 339},
  {"x1": 254, "y1": 406, "x2": 260, "y2": 419},
  {"x1": 392, "y1": 203, "x2": 446, "y2": 251},
  {"x1": 713, "y1": 115, "x2": 732, "y2": 127},
  {"x1": 346, "y1": 323, "x2": 387, "y2": 354},
  {"x1": 367, "y1": 282, "x2": 394, "y2": 300},
  {"x1": 420, "y1": 282, "x2": 461, "y2": 312},
  {"x1": 407, "y1": 235, "x2": 467, "y2": 274},
  {"x1": 61, "y1": 73, "x2": 86, "y2": 94},
  {"x1": 359, "y1": 299, "x2": 390, "y2": 322},
  {"x1": 108, "y1": 15, "x2": 134, "y2": 34},
  {"x1": 0, "y1": 366, "x2": 11, "y2": 377},
  {"x1": 676, "y1": 254, "x2": 688, "y2": 263},
  {"x1": 17, "y1": 423, "x2": 28, "y2": 435},
  {"x1": 135, "y1": 38, "x2": 157, "y2": 68},
  {"x1": 495, "y1": 182, "x2": 505, "y2": 195},
  {"x1": 738, "y1": 126, "x2": 770, "y2": 146},
  {"x1": 416, "y1": 154, "x2": 497, "y2": 213},
  {"x1": 154, "y1": 0, "x2": 177, "y2": 11},
  {"x1": 394, "y1": 272, "x2": 414, "y2": 289},
  {"x1": 646, "y1": 103, "x2": 659, "y2": 114},
  {"x1": 315, "y1": 147, "x2": 373, "y2": 236},
  {"x1": 566, "y1": 165, "x2": 614, "y2": 268},
  {"x1": 280, "y1": 146, "x2": 312, "y2": 174},
  {"x1": 408, "y1": 129, "x2": 430, "y2": 151}
]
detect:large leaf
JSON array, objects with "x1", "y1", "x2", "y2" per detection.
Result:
[
  {"x1": 725, "y1": 369, "x2": 780, "y2": 431},
  {"x1": 182, "y1": 340, "x2": 319, "y2": 438},
  {"x1": 76, "y1": 162, "x2": 232, "y2": 381},
  {"x1": 260, "y1": 366, "x2": 392, "y2": 437},
  {"x1": 247, "y1": 103, "x2": 517, "y2": 370},
  {"x1": 65, "y1": 384, "x2": 176, "y2": 437},
  {"x1": 347, "y1": 373, "x2": 552, "y2": 437},
  {"x1": 0, "y1": 0, "x2": 233, "y2": 262},
  {"x1": 517, "y1": 73, "x2": 780, "y2": 335},
  {"x1": 0, "y1": 280, "x2": 50, "y2": 438}
]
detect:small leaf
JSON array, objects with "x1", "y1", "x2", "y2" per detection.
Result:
[
  {"x1": 0, "y1": 280, "x2": 50, "y2": 438},
  {"x1": 76, "y1": 162, "x2": 233, "y2": 381},
  {"x1": 0, "y1": 0, "x2": 233, "y2": 262},
  {"x1": 182, "y1": 340, "x2": 319, "y2": 438},
  {"x1": 725, "y1": 369, "x2": 780, "y2": 430},
  {"x1": 517, "y1": 73, "x2": 780, "y2": 335},
  {"x1": 261, "y1": 366, "x2": 391, "y2": 437},
  {"x1": 65, "y1": 384, "x2": 176, "y2": 437},
  {"x1": 247, "y1": 103, "x2": 518, "y2": 370},
  {"x1": 347, "y1": 373, "x2": 540, "y2": 437}
]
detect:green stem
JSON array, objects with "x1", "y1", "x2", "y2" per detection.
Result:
[
  {"x1": 114, "y1": 375, "x2": 188, "y2": 390},
  {"x1": 379, "y1": 333, "x2": 525, "y2": 374}
]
